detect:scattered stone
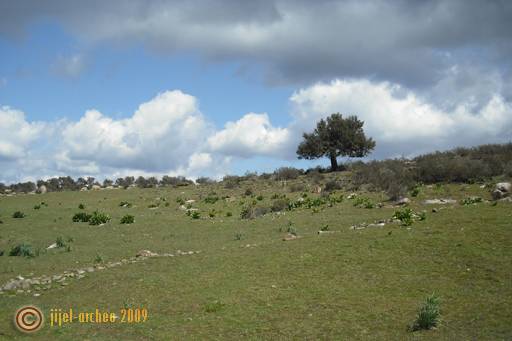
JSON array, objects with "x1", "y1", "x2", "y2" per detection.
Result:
[
  {"x1": 185, "y1": 199, "x2": 195, "y2": 204},
  {"x1": 80, "y1": 187, "x2": 88, "y2": 191},
  {"x1": 423, "y1": 198, "x2": 457, "y2": 204},
  {"x1": 317, "y1": 230, "x2": 338, "y2": 235},
  {"x1": 36, "y1": 185, "x2": 47, "y2": 194},
  {"x1": 47, "y1": 243, "x2": 58, "y2": 249},
  {"x1": 33, "y1": 293, "x2": 41, "y2": 297},
  {"x1": 91, "y1": 185, "x2": 101, "y2": 190},
  {"x1": 283, "y1": 234, "x2": 298, "y2": 241},
  {"x1": 86, "y1": 267, "x2": 95, "y2": 273},
  {"x1": 136, "y1": 250, "x2": 158, "y2": 257}
]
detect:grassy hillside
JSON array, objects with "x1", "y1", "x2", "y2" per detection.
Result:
[{"x1": 0, "y1": 173, "x2": 511, "y2": 339}]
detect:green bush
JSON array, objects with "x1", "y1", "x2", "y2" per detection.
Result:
[
  {"x1": 204, "y1": 300, "x2": 225, "y2": 313},
  {"x1": 256, "y1": 195, "x2": 264, "y2": 201},
  {"x1": 12, "y1": 211, "x2": 26, "y2": 218},
  {"x1": 204, "y1": 195, "x2": 219, "y2": 204},
  {"x1": 411, "y1": 294, "x2": 441, "y2": 331},
  {"x1": 226, "y1": 211, "x2": 233, "y2": 217},
  {"x1": 94, "y1": 254, "x2": 104, "y2": 263},
  {"x1": 78, "y1": 203, "x2": 85, "y2": 209},
  {"x1": 353, "y1": 197, "x2": 374, "y2": 209},
  {"x1": 393, "y1": 208, "x2": 414, "y2": 226},
  {"x1": 33, "y1": 204, "x2": 41, "y2": 210},
  {"x1": 241, "y1": 205, "x2": 269, "y2": 219},
  {"x1": 89, "y1": 211, "x2": 111, "y2": 225},
  {"x1": 460, "y1": 197, "x2": 483, "y2": 206},
  {"x1": 120, "y1": 214, "x2": 135, "y2": 224},
  {"x1": 9, "y1": 243, "x2": 34, "y2": 257},
  {"x1": 72, "y1": 212, "x2": 91, "y2": 222},
  {"x1": 56, "y1": 236, "x2": 66, "y2": 248},
  {"x1": 191, "y1": 211, "x2": 200, "y2": 219},
  {"x1": 271, "y1": 198, "x2": 290, "y2": 212},
  {"x1": 234, "y1": 232, "x2": 243, "y2": 240}
]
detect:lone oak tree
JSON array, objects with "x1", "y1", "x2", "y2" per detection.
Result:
[{"x1": 296, "y1": 113, "x2": 375, "y2": 171}]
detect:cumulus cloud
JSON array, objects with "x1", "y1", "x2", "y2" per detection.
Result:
[
  {"x1": 0, "y1": 106, "x2": 45, "y2": 160},
  {"x1": 208, "y1": 113, "x2": 290, "y2": 158},
  {"x1": 287, "y1": 79, "x2": 512, "y2": 158}
]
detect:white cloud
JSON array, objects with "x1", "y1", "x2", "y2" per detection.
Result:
[
  {"x1": 288, "y1": 79, "x2": 512, "y2": 158},
  {"x1": 61, "y1": 90, "x2": 212, "y2": 173},
  {"x1": 208, "y1": 113, "x2": 290, "y2": 158},
  {"x1": 0, "y1": 106, "x2": 45, "y2": 160}
]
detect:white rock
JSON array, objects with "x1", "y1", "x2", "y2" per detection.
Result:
[
  {"x1": 47, "y1": 243, "x2": 58, "y2": 249},
  {"x1": 496, "y1": 182, "x2": 511, "y2": 193}
]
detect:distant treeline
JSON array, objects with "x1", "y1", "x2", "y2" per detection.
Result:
[{"x1": 1, "y1": 143, "x2": 511, "y2": 195}]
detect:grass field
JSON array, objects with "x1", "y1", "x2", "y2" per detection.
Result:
[{"x1": 1, "y1": 175, "x2": 511, "y2": 339}]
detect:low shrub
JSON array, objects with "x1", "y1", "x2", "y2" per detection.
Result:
[
  {"x1": 120, "y1": 214, "x2": 135, "y2": 224},
  {"x1": 94, "y1": 254, "x2": 104, "y2": 263},
  {"x1": 56, "y1": 236, "x2": 66, "y2": 248},
  {"x1": 226, "y1": 211, "x2": 233, "y2": 217},
  {"x1": 244, "y1": 188, "x2": 253, "y2": 196},
  {"x1": 33, "y1": 204, "x2": 41, "y2": 210},
  {"x1": 204, "y1": 195, "x2": 219, "y2": 204},
  {"x1": 411, "y1": 294, "x2": 441, "y2": 331},
  {"x1": 9, "y1": 243, "x2": 34, "y2": 257},
  {"x1": 324, "y1": 180, "x2": 343, "y2": 192},
  {"x1": 204, "y1": 300, "x2": 225, "y2": 313},
  {"x1": 271, "y1": 198, "x2": 290, "y2": 212},
  {"x1": 393, "y1": 208, "x2": 414, "y2": 226},
  {"x1": 78, "y1": 203, "x2": 85, "y2": 209},
  {"x1": 274, "y1": 167, "x2": 301, "y2": 180},
  {"x1": 289, "y1": 183, "x2": 306, "y2": 192},
  {"x1": 353, "y1": 197, "x2": 374, "y2": 209},
  {"x1": 234, "y1": 232, "x2": 243, "y2": 240},
  {"x1": 241, "y1": 205, "x2": 269, "y2": 219},
  {"x1": 89, "y1": 211, "x2": 111, "y2": 225},
  {"x1": 256, "y1": 195, "x2": 264, "y2": 201},
  {"x1": 191, "y1": 211, "x2": 200, "y2": 219},
  {"x1": 72, "y1": 212, "x2": 91, "y2": 222},
  {"x1": 460, "y1": 197, "x2": 483, "y2": 206},
  {"x1": 12, "y1": 211, "x2": 26, "y2": 218}
]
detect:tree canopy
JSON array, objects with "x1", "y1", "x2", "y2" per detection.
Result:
[{"x1": 296, "y1": 113, "x2": 375, "y2": 170}]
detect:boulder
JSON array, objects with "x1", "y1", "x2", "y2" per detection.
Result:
[
  {"x1": 396, "y1": 197, "x2": 410, "y2": 205},
  {"x1": 496, "y1": 182, "x2": 511, "y2": 193},
  {"x1": 80, "y1": 187, "x2": 88, "y2": 191},
  {"x1": 185, "y1": 199, "x2": 195, "y2": 204},
  {"x1": 492, "y1": 189, "x2": 506, "y2": 200},
  {"x1": 91, "y1": 185, "x2": 101, "y2": 190},
  {"x1": 37, "y1": 185, "x2": 47, "y2": 194}
]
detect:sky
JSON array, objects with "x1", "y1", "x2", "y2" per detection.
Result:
[{"x1": 0, "y1": 0, "x2": 511, "y2": 184}]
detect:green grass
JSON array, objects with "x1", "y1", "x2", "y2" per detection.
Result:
[{"x1": 0, "y1": 177, "x2": 511, "y2": 339}]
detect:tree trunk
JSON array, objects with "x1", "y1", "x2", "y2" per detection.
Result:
[{"x1": 329, "y1": 153, "x2": 338, "y2": 171}]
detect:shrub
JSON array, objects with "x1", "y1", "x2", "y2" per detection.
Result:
[
  {"x1": 226, "y1": 211, "x2": 233, "y2": 217},
  {"x1": 289, "y1": 183, "x2": 305, "y2": 192},
  {"x1": 324, "y1": 180, "x2": 343, "y2": 192},
  {"x1": 148, "y1": 203, "x2": 159, "y2": 208},
  {"x1": 411, "y1": 294, "x2": 441, "y2": 331},
  {"x1": 191, "y1": 211, "x2": 200, "y2": 219},
  {"x1": 234, "y1": 232, "x2": 243, "y2": 240},
  {"x1": 241, "y1": 205, "x2": 269, "y2": 219},
  {"x1": 393, "y1": 208, "x2": 414, "y2": 226},
  {"x1": 274, "y1": 167, "x2": 301, "y2": 180},
  {"x1": 9, "y1": 243, "x2": 34, "y2": 257},
  {"x1": 244, "y1": 188, "x2": 253, "y2": 196},
  {"x1": 33, "y1": 204, "x2": 41, "y2": 210},
  {"x1": 460, "y1": 197, "x2": 483, "y2": 206},
  {"x1": 0, "y1": 250, "x2": 4, "y2": 256},
  {"x1": 204, "y1": 195, "x2": 219, "y2": 204},
  {"x1": 410, "y1": 185, "x2": 421, "y2": 197},
  {"x1": 72, "y1": 212, "x2": 91, "y2": 222},
  {"x1": 223, "y1": 175, "x2": 241, "y2": 189},
  {"x1": 176, "y1": 197, "x2": 185, "y2": 205},
  {"x1": 256, "y1": 195, "x2": 264, "y2": 201},
  {"x1": 56, "y1": 236, "x2": 66, "y2": 248},
  {"x1": 196, "y1": 177, "x2": 215, "y2": 184},
  {"x1": 208, "y1": 210, "x2": 216, "y2": 218},
  {"x1": 12, "y1": 211, "x2": 26, "y2": 218},
  {"x1": 78, "y1": 203, "x2": 85, "y2": 209},
  {"x1": 89, "y1": 211, "x2": 111, "y2": 225},
  {"x1": 120, "y1": 214, "x2": 135, "y2": 224},
  {"x1": 353, "y1": 197, "x2": 374, "y2": 209},
  {"x1": 271, "y1": 198, "x2": 290, "y2": 212},
  {"x1": 204, "y1": 300, "x2": 225, "y2": 313},
  {"x1": 94, "y1": 254, "x2": 104, "y2": 263},
  {"x1": 352, "y1": 159, "x2": 414, "y2": 200},
  {"x1": 320, "y1": 224, "x2": 329, "y2": 231}
]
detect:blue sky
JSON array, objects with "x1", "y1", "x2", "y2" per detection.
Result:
[{"x1": 0, "y1": 1, "x2": 511, "y2": 183}]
